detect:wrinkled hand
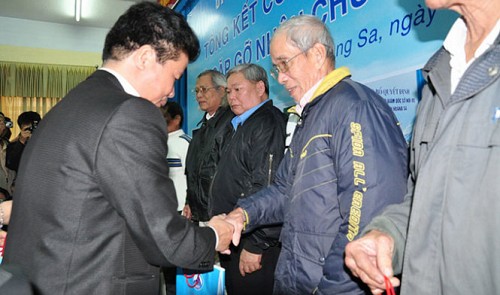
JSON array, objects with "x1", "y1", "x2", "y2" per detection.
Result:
[
  {"x1": 344, "y1": 230, "x2": 400, "y2": 294},
  {"x1": 182, "y1": 204, "x2": 192, "y2": 219},
  {"x1": 225, "y1": 208, "x2": 245, "y2": 247},
  {"x1": 239, "y1": 249, "x2": 262, "y2": 276},
  {"x1": 207, "y1": 214, "x2": 234, "y2": 253}
]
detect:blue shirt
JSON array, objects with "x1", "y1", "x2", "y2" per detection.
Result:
[{"x1": 231, "y1": 99, "x2": 269, "y2": 131}]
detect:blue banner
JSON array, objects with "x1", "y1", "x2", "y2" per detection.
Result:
[{"x1": 186, "y1": 0, "x2": 458, "y2": 140}]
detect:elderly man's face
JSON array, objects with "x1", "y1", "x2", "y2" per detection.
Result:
[
  {"x1": 195, "y1": 74, "x2": 224, "y2": 115},
  {"x1": 270, "y1": 33, "x2": 322, "y2": 103},
  {"x1": 226, "y1": 72, "x2": 265, "y2": 116}
]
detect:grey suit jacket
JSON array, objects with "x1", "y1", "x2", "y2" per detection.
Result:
[{"x1": 4, "y1": 70, "x2": 216, "y2": 295}]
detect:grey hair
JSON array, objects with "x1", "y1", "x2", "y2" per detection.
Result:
[
  {"x1": 197, "y1": 69, "x2": 228, "y2": 107},
  {"x1": 226, "y1": 63, "x2": 269, "y2": 95},
  {"x1": 273, "y1": 15, "x2": 335, "y2": 66}
]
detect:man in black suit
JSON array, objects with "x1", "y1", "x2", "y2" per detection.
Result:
[{"x1": 2, "y1": 3, "x2": 234, "y2": 295}]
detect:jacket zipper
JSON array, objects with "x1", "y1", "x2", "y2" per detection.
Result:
[{"x1": 267, "y1": 153, "x2": 274, "y2": 186}]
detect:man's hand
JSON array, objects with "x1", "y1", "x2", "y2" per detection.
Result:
[
  {"x1": 182, "y1": 204, "x2": 192, "y2": 219},
  {"x1": 207, "y1": 215, "x2": 234, "y2": 253},
  {"x1": 225, "y1": 208, "x2": 245, "y2": 246},
  {"x1": 344, "y1": 230, "x2": 400, "y2": 294},
  {"x1": 239, "y1": 249, "x2": 262, "y2": 276},
  {"x1": 19, "y1": 127, "x2": 32, "y2": 144}
]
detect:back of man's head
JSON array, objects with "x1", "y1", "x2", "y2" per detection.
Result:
[
  {"x1": 17, "y1": 111, "x2": 41, "y2": 128},
  {"x1": 162, "y1": 101, "x2": 184, "y2": 129},
  {"x1": 102, "y1": 2, "x2": 200, "y2": 64}
]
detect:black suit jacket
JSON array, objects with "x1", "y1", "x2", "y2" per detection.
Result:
[{"x1": 4, "y1": 70, "x2": 216, "y2": 295}]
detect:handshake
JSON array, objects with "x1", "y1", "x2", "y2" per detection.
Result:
[{"x1": 206, "y1": 208, "x2": 247, "y2": 254}]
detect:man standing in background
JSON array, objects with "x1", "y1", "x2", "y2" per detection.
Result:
[
  {"x1": 162, "y1": 101, "x2": 191, "y2": 214},
  {"x1": 211, "y1": 63, "x2": 286, "y2": 295},
  {"x1": 0, "y1": 112, "x2": 15, "y2": 195},
  {"x1": 184, "y1": 69, "x2": 234, "y2": 222},
  {"x1": 161, "y1": 101, "x2": 191, "y2": 295},
  {"x1": 6, "y1": 111, "x2": 41, "y2": 173}
]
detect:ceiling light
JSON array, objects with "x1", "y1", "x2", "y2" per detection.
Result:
[{"x1": 75, "y1": 0, "x2": 82, "y2": 22}]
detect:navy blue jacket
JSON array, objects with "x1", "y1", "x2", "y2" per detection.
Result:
[{"x1": 238, "y1": 67, "x2": 408, "y2": 294}]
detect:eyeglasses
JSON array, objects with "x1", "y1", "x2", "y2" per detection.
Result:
[
  {"x1": 270, "y1": 51, "x2": 305, "y2": 80},
  {"x1": 192, "y1": 86, "x2": 218, "y2": 94}
]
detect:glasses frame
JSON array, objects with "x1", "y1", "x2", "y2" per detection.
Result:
[
  {"x1": 270, "y1": 51, "x2": 305, "y2": 80},
  {"x1": 192, "y1": 86, "x2": 218, "y2": 94}
]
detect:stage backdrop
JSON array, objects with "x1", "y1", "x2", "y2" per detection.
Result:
[{"x1": 185, "y1": 0, "x2": 458, "y2": 141}]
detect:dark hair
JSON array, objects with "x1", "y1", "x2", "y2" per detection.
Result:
[
  {"x1": 162, "y1": 101, "x2": 184, "y2": 127},
  {"x1": 102, "y1": 2, "x2": 200, "y2": 64},
  {"x1": 17, "y1": 111, "x2": 41, "y2": 127}
]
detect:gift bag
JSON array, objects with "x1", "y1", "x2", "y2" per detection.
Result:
[{"x1": 176, "y1": 265, "x2": 225, "y2": 295}]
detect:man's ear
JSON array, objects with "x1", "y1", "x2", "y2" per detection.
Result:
[
  {"x1": 256, "y1": 80, "x2": 266, "y2": 97},
  {"x1": 173, "y1": 114, "x2": 182, "y2": 129},
  {"x1": 215, "y1": 85, "x2": 226, "y2": 96},
  {"x1": 309, "y1": 42, "x2": 327, "y2": 70},
  {"x1": 133, "y1": 45, "x2": 156, "y2": 70}
]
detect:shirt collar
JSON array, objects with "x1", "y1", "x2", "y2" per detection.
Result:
[
  {"x1": 443, "y1": 17, "x2": 500, "y2": 92},
  {"x1": 295, "y1": 78, "x2": 324, "y2": 116},
  {"x1": 168, "y1": 129, "x2": 184, "y2": 137},
  {"x1": 443, "y1": 17, "x2": 468, "y2": 60},
  {"x1": 231, "y1": 99, "x2": 269, "y2": 130},
  {"x1": 444, "y1": 17, "x2": 500, "y2": 62},
  {"x1": 99, "y1": 67, "x2": 140, "y2": 97},
  {"x1": 205, "y1": 111, "x2": 216, "y2": 121}
]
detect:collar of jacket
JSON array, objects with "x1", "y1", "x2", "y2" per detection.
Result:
[
  {"x1": 422, "y1": 30, "x2": 500, "y2": 105},
  {"x1": 287, "y1": 66, "x2": 351, "y2": 115}
]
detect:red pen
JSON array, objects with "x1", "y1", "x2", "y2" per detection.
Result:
[{"x1": 384, "y1": 276, "x2": 396, "y2": 295}]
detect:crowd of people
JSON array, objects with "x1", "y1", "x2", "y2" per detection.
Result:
[{"x1": 1, "y1": 0, "x2": 499, "y2": 294}]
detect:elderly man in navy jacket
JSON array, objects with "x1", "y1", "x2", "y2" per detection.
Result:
[{"x1": 226, "y1": 15, "x2": 408, "y2": 295}]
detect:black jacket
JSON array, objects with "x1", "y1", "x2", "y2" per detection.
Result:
[
  {"x1": 6, "y1": 140, "x2": 25, "y2": 172},
  {"x1": 185, "y1": 106, "x2": 234, "y2": 221},
  {"x1": 210, "y1": 100, "x2": 286, "y2": 253}
]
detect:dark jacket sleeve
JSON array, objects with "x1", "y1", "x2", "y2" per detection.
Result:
[
  {"x1": 95, "y1": 99, "x2": 217, "y2": 270},
  {"x1": 242, "y1": 108, "x2": 286, "y2": 254}
]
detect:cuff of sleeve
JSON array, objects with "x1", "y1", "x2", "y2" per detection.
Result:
[
  {"x1": 242, "y1": 241, "x2": 264, "y2": 254},
  {"x1": 242, "y1": 209, "x2": 249, "y2": 231},
  {"x1": 205, "y1": 223, "x2": 219, "y2": 251},
  {"x1": 362, "y1": 217, "x2": 404, "y2": 274}
]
